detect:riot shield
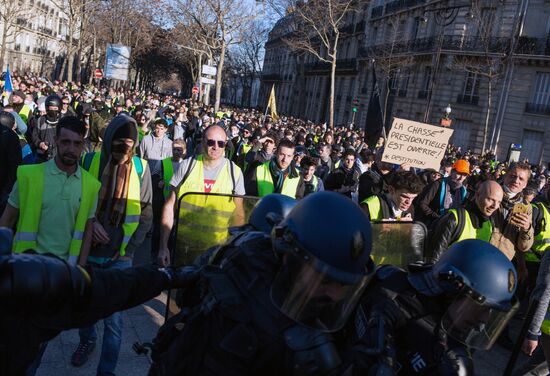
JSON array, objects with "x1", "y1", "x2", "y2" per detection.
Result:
[
  {"x1": 369, "y1": 221, "x2": 428, "y2": 268},
  {"x1": 172, "y1": 192, "x2": 260, "y2": 267}
]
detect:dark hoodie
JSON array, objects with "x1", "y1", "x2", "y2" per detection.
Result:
[{"x1": 90, "y1": 115, "x2": 153, "y2": 261}]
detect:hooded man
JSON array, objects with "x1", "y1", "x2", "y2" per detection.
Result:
[
  {"x1": 415, "y1": 159, "x2": 470, "y2": 227},
  {"x1": 74, "y1": 114, "x2": 153, "y2": 375}
]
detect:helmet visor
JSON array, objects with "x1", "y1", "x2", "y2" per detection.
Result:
[
  {"x1": 271, "y1": 252, "x2": 374, "y2": 332},
  {"x1": 441, "y1": 294, "x2": 519, "y2": 350}
]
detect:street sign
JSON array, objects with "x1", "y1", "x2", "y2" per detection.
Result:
[
  {"x1": 192, "y1": 86, "x2": 199, "y2": 95},
  {"x1": 202, "y1": 65, "x2": 217, "y2": 76},
  {"x1": 201, "y1": 76, "x2": 216, "y2": 85},
  {"x1": 94, "y1": 69, "x2": 103, "y2": 79}
]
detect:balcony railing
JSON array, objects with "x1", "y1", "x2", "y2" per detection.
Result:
[
  {"x1": 516, "y1": 37, "x2": 550, "y2": 56},
  {"x1": 303, "y1": 58, "x2": 357, "y2": 73},
  {"x1": 384, "y1": 0, "x2": 428, "y2": 15},
  {"x1": 525, "y1": 102, "x2": 550, "y2": 116},
  {"x1": 359, "y1": 36, "x2": 511, "y2": 58},
  {"x1": 457, "y1": 94, "x2": 479, "y2": 105}
]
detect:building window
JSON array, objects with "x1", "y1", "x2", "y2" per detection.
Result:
[
  {"x1": 526, "y1": 72, "x2": 550, "y2": 115},
  {"x1": 521, "y1": 130, "x2": 544, "y2": 164},
  {"x1": 450, "y1": 120, "x2": 472, "y2": 150},
  {"x1": 457, "y1": 72, "x2": 480, "y2": 105},
  {"x1": 418, "y1": 66, "x2": 431, "y2": 99}
]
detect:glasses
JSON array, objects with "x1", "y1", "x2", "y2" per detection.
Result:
[
  {"x1": 206, "y1": 139, "x2": 226, "y2": 148},
  {"x1": 62, "y1": 102, "x2": 69, "y2": 105}
]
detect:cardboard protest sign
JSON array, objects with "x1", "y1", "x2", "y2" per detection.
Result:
[{"x1": 382, "y1": 118, "x2": 454, "y2": 170}]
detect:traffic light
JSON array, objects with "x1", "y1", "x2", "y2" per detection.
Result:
[{"x1": 352, "y1": 98, "x2": 359, "y2": 112}]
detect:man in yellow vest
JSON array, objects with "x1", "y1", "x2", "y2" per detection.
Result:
[
  {"x1": 0, "y1": 116, "x2": 99, "y2": 265},
  {"x1": 428, "y1": 180, "x2": 503, "y2": 261},
  {"x1": 0, "y1": 116, "x2": 100, "y2": 375},
  {"x1": 158, "y1": 125, "x2": 246, "y2": 267},
  {"x1": 72, "y1": 114, "x2": 153, "y2": 374},
  {"x1": 246, "y1": 138, "x2": 304, "y2": 199},
  {"x1": 361, "y1": 171, "x2": 423, "y2": 222}
]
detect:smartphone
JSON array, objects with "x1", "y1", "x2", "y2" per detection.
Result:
[{"x1": 512, "y1": 203, "x2": 529, "y2": 215}]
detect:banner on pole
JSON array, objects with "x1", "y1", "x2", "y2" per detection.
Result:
[
  {"x1": 382, "y1": 117, "x2": 454, "y2": 170},
  {"x1": 104, "y1": 44, "x2": 131, "y2": 81}
]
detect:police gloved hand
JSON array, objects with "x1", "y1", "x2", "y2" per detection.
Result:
[
  {"x1": 437, "y1": 346, "x2": 473, "y2": 376},
  {"x1": 159, "y1": 265, "x2": 201, "y2": 289}
]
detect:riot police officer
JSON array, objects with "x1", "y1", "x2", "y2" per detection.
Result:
[
  {"x1": 0, "y1": 228, "x2": 199, "y2": 374},
  {"x1": 149, "y1": 191, "x2": 376, "y2": 375},
  {"x1": 345, "y1": 239, "x2": 518, "y2": 375}
]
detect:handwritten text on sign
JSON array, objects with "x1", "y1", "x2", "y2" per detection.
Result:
[{"x1": 382, "y1": 118, "x2": 454, "y2": 170}]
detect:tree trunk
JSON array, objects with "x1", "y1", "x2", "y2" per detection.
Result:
[
  {"x1": 58, "y1": 55, "x2": 67, "y2": 81},
  {"x1": 482, "y1": 80, "x2": 492, "y2": 154},
  {"x1": 0, "y1": 20, "x2": 9, "y2": 72},
  {"x1": 214, "y1": 42, "x2": 226, "y2": 112},
  {"x1": 75, "y1": 22, "x2": 84, "y2": 82}
]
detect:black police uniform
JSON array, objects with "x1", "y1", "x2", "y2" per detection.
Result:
[
  {"x1": 150, "y1": 232, "x2": 344, "y2": 376},
  {"x1": 0, "y1": 254, "x2": 184, "y2": 374},
  {"x1": 342, "y1": 265, "x2": 473, "y2": 376}
]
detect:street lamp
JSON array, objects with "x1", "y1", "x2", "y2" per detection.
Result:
[{"x1": 440, "y1": 103, "x2": 452, "y2": 127}]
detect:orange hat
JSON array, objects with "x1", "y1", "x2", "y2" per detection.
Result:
[{"x1": 452, "y1": 159, "x2": 470, "y2": 175}]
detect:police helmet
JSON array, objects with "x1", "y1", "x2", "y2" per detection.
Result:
[
  {"x1": 45, "y1": 94, "x2": 62, "y2": 109},
  {"x1": 249, "y1": 194, "x2": 297, "y2": 234},
  {"x1": 409, "y1": 239, "x2": 518, "y2": 350},
  {"x1": 271, "y1": 191, "x2": 375, "y2": 332},
  {"x1": 0, "y1": 111, "x2": 15, "y2": 129}
]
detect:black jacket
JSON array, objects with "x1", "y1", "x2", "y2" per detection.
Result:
[
  {"x1": 325, "y1": 166, "x2": 360, "y2": 199},
  {"x1": 358, "y1": 166, "x2": 391, "y2": 203},
  {"x1": 0, "y1": 254, "x2": 170, "y2": 374},
  {"x1": 0, "y1": 124, "x2": 21, "y2": 200}
]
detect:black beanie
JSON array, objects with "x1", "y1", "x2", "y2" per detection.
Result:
[{"x1": 112, "y1": 117, "x2": 138, "y2": 141}]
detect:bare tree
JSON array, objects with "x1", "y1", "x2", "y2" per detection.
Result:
[
  {"x1": 281, "y1": 0, "x2": 359, "y2": 129},
  {"x1": 366, "y1": 14, "x2": 414, "y2": 127},
  {"x1": 169, "y1": 0, "x2": 256, "y2": 111},
  {"x1": 451, "y1": 2, "x2": 505, "y2": 153},
  {"x1": 0, "y1": 0, "x2": 36, "y2": 70}
]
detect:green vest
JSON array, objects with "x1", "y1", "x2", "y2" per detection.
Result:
[
  {"x1": 527, "y1": 203, "x2": 550, "y2": 262},
  {"x1": 256, "y1": 161, "x2": 300, "y2": 198},
  {"x1": 13, "y1": 163, "x2": 101, "y2": 264},
  {"x1": 449, "y1": 208, "x2": 492, "y2": 244},
  {"x1": 81, "y1": 152, "x2": 146, "y2": 256},
  {"x1": 161, "y1": 157, "x2": 174, "y2": 200}
]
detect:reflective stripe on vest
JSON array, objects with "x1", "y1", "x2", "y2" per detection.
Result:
[
  {"x1": 256, "y1": 161, "x2": 300, "y2": 198},
  {"x1": 19, "y1": 105, "x2": 31, "y2": 123},
  {"x1": 13, "y1": 163, "x2": 101, "y2": 259},
  {"x1": 162, "y1": 158, "x2": 174, "y2": 200},
  {"x1": 527, "y1": 203, "x2": 550, "y2": 262},
  {"x1": 176, "y1": 156, "x2": 239, "y2": 264},
  {"x1": 364, "y1": 195, "x2": 382, "y2": 221},
  {"x1": 83, "y1": 152, "x2": 145, "y2": 256},
  {"x1": 449, "y1": 208, "x2": 492, "y2": 244}
]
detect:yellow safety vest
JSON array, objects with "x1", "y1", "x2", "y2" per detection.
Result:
[
  {"x1": 449, "y1": 208, "x2": 492, "y2": 245},
  {"x1": 176, "y1": 156, "x2": 240, "y2": 265},
  {"x1": 527, "y1": 203, "x2": 550, "y2": 263},
  {"x1": 256, "y1": 161, "x2": 300, "y2": 198},
  {"x1": 18, "y1": 104, "x2": 32, "y2": 123},
  {"x1": 364, "y1": 195, "x2": 383, "y2": 221},
  {"x1": 82, "y1": 152, "x2": 145, "y2": 256},
  {"x1": 162, "y1": 157, "x2": 174, "y2": 200},
  {"x1": 13, "y1": 163, "x2": 101, "y2": 264}
]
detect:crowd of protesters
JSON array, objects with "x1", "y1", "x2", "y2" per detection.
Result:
[{"x1": 2, "y1": 71, "x2": 550, "y2": 375}]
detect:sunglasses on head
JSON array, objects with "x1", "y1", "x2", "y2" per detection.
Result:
[{"x1": 206, "y1": 139, "x2": 226, "y2": 148}]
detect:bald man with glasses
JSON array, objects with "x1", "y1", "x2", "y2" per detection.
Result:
[{"x1": 158, "y1": 125, "x2": 245, "y2": 267}]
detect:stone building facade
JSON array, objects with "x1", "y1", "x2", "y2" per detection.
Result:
[
  {"x1": 261, "y1": 0, "x2": 550, "y2": 164},
  {"x1": 0, "y1": 0, "x2": 73, "y2": 76}
]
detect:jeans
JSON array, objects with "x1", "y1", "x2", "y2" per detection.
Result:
[{"x1": 79, "y1": 259, "x2": 132, "y2": 376}]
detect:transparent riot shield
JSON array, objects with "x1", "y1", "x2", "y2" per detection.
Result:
[
  {"x1": 172, "y1": 192, "x2": 260, "y2": 267},
  {"x1": 369, "y1": 221, "x2": 428, "y2": 268}
]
